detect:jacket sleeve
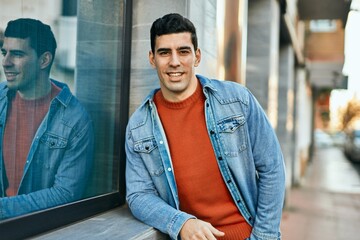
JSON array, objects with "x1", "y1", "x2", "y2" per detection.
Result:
[
  {"x1": 246, "y1": 89, "x2": 286, "y2": 240},
  {"x1": 125, "y1": 125, "x2": 195, "y2": 239},
  {"x1": 0, "y1": 117, "x2": 94, "y2": 220}
]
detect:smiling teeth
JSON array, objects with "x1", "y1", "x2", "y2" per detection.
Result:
[
  {"x1": 169, "y1": 73, "x2": 181, "y2": 77},
  {"x1": 5, "y1": 72, "x2": 17, "y2": 75}
]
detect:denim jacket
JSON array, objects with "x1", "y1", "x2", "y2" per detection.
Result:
[
  {"x1": 125, "y1": 75, "x2": 285, "y2": 240},
  {"x1": 0, "y1": 79, "x2": 94, "y2": 220}
]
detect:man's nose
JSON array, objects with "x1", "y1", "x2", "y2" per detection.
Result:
[
  {"x1": 169, "y1": 53, "x2": 180, "y2": 66},
  {"x1": 2, "y1": 53, "x2": 13, "y2": 67}
]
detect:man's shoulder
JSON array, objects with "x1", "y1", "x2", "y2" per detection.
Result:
[
  {"x1": 52, "y1": 85, "x2": 92, "y2": 124},
  {"x1": 128, "y1": 101, "x2": 150, "y2": 129},
  {"x1": 67, "y1": 95, "x2": 91, "y2": 120},
  {"x1": 199, "y1": 75, "x2": 250, "y2": 104},
  {"x1": 127, "y1": 90, "x2": 158, "y2": 131}
]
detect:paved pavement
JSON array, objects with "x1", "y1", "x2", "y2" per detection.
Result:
[{"x1": 280, "y1": 146, "x2": 360, "y2": 240}]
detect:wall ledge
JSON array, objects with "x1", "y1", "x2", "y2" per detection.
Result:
[{"x1": 33, "y1": 205, "x2": 167, "y2": 240}]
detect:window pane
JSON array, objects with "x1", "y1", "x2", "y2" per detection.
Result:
[
  {"x1": 75, "y1": 0, "x2": 126, "y2": 198},
  {"x1": 0, "y1": 0, "x2": 125, "y2": 222}
]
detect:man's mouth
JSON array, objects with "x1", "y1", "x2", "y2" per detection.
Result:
[
  {"x1": 167, "y1": 72, "x2": 183, "y2": 77},
  {"x1": 5, "y1": 72, "x2": 18, "y2": 80}
]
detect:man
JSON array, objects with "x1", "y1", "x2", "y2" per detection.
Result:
[
  {"x1": 125, "y1": 13, "x2": 285, "y2": 240},
  {"x1": 0, "y1": 18, "x2": 94, "y2": 220}
]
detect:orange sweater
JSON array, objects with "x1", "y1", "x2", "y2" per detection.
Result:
[
  {"x1": 4, "y1": 83, "x2": 61, "y2": 196},
  {"x1": 154, "y1": 82, "x2": 252, "y2": 240}
]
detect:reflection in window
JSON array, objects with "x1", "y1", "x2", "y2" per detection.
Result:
[
  {"x1": 0, "y1": 16, "x2": 94, "y2": 223},
  {"x1": 0, "y1": 0, "x2": 124, "y2": 222}
]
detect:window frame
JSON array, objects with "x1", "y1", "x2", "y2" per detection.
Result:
[{"x1": 0, "y1": 0, "x2": 132, "y2": 238}]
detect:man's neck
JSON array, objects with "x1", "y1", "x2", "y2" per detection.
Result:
[{"x1": 18, "y1": 79, "x2": 52, "y2": 100}]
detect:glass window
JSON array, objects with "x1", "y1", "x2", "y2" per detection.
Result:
[{"x1": 0, "y1": 0, "x2": 130, "y2": 238}]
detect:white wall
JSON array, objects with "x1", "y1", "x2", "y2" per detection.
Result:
[{"x1": 294, "y1": 68, "x2": 313, "y2": 185}]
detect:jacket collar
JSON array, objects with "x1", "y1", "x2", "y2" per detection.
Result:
[
  {"x1": 0, "y1": 79, "x2": 72, "y2": 107},
  {"x1": 51, "y1": 79, "x2": 72, "y2": 107}
]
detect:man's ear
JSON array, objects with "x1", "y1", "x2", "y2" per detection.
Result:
[
  {"x1": 194, "y1": 48, "x2": 201, "y2": 67},
  {"x1": 149, "y1": 50, "x2": 156, "y2": 68},
  {"x1": 39, "y1": 52, "x2": 53, "y2": 70}
]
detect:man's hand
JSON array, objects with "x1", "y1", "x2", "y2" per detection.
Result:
[{"x1": 180, "y1": 219, "x2": 225, "y2": 240}]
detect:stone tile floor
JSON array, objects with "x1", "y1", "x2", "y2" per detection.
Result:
[{"x1": 281, "y1": 147, "x2": 360, "y2": 240}]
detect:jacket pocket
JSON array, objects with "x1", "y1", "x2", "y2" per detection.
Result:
[
  {"x1": 35, "y1": 133, "x2": 68, "y2": 170},
  {"x1": 134, "y1": 137, "x2": 164, "y2": 176},
  {"x1": 40, "y1": 133, "x2": 68, "y2": 149},
  {"x1": 134, "y1": 137, "x2": 157, "y2": 153},
  {"x1": 217, "y1": 115, "x2": 247, "y2": 157}
]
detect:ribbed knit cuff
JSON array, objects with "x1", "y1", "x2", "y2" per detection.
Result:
[{"x1": 217, "y1": 222, "x2": 252, "y2": 240}]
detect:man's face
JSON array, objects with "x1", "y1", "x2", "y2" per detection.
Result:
[
  {"x1": 149, "y1": 32, "x2": 201, "y2": 102},
  {"x1": 1, "y1": 37, "x2": 40, "y2": 93}
]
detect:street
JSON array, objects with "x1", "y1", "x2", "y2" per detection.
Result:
[{"x1": 281, "y1": 146, "x2": 360, "y2": 240}]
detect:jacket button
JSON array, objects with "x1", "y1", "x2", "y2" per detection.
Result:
[
  {"x1": 210, "y1": 130, "x2": 215, "y2": 134},
  {"x1": 218, "y1": 156, "x2": 223, "y2": 160}
]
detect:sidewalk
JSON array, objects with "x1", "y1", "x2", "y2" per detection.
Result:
[{"x1": 280, "y1": 147, "x2": 360, "y2": 240}]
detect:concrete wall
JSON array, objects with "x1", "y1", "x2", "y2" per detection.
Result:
[
  {"x1": 246, "y1": 0, "x2": 280, "y2": 128},
  {"x1": 278, "y1": 45, "x2": 296, "y2": 192},
  {"x1": 293, "y1": 68, "x2": 313, "y2": 185}
]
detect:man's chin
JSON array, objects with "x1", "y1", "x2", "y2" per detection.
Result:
[{"x1": 6, "y1": 82, "x2": 18, "y2": 90}]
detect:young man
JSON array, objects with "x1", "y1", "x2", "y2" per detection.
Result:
[
  {"x1": 125, "y1": 13, "x2": 285, "y2": 240},
  {"x1": 0, "y1": 18, "x2": 94, "y2": 220}
]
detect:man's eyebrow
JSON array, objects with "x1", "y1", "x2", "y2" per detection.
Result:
[
  {"x1": 2, "y1": 49, "x2": 26, "y2": 54},
  {"x1": 178, "y1": 46, "x2": 192, "y2": 51},
  {"x1": 156, "y1": 48, "x2": 171, "y2": 53},
  {"x1": 156, "y1": 46, "x2": 192, "y2": 53}
]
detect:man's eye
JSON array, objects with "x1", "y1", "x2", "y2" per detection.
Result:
[
  {"x1": 13, "y1": 52, "x2": 24, "y2": 57},
  {"x1": 159, "y1": 51, "x2": 170, "y2": 56},
  {"x1": 179, "y1": 50, "x2": 190, "y2": 55}
]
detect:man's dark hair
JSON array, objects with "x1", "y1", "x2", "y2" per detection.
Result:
[
  {"x1": 4, "y1": 18, "x2": 57, "y2": 60},
  {"x1": 150, "y1": 13, "x2": 198, "y2": 53}
]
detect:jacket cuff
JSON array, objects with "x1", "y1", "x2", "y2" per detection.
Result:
[
  {"x1": 167, "y1": 211, "x2": 195, "y2": 239},
  {"x1": 250, "y1": 229, "x2": 281, "y2": 240}
]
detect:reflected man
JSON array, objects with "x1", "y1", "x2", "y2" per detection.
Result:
[{"x1": 0, "y1": 18, "x2": 94, "y2": 220}]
